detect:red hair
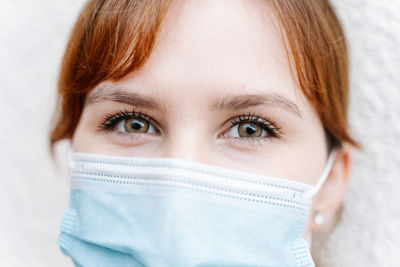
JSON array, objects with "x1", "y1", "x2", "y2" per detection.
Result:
[{"x1": 50, "y1": 0, "x2": 358, "y2": 149}]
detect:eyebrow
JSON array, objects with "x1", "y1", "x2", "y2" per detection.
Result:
[
  {"x1": 212, "y1": 92, "x2": 301, "y2": 117},
  {"x1": 86, "y1": 84, "x2": 163, "y2": 111},
  {"x1": 86, "y1": 84, "x2": 301, "y2": 117}
]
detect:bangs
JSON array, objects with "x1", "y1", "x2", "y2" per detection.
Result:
[{"x1": 61, "y1": 0, "x2": 172, "y2": 94}]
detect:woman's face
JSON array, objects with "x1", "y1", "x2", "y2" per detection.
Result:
[{"x1": 72, "y1": 0, "x2": 329, "y2": 186}]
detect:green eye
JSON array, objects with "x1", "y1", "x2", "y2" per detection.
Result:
[
  {"x1": 123, "y1": 118, "x2": 149, "y2": 133},
  {"x1": 116, "y1": 116, "x2": 157, "y2": 134},
  {"x1": 227, "y1": 122, "x2": 267, "y2": 138},
  {"x1": 237, "y1": 122, "x2": 263, "y2": 137},
  {"x1": 223, "y1": 114, "x2": 281, "y2": 140}
]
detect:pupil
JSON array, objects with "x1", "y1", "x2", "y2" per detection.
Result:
[
  {"x1": 132, "y1": 121, "x2": 143, "y2": 130},
  {"x1": 245, "y1": 124, "x2": 256, "y2": 135}
]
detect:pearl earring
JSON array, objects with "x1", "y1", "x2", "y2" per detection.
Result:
[{"x1": 313, "y1": 212, "x2": 324, "y2": 226}]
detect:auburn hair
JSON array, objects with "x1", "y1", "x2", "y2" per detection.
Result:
[{"x1": 50, "y1": 0, "x2": 358, "y2": 150}]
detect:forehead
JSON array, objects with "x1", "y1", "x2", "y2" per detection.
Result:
[{"x1": 106, "y1": 0, "x2": 306, "y2": 108}]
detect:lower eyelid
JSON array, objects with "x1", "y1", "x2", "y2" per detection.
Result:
[
  {"x1": 223, "y1": 136, "x2": 275, "y2": 147},
  {"x1": 105, "y1": 130, "x2": 159, "y2": 145}
]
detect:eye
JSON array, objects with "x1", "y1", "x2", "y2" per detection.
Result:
[
  {"x1": 227, "y1": 122, "x2": 266, "y2": 138},
  {"x1": 222, "y1": 114, "x2": 281, "y2": 140},
  {"x1": 116, "y1": 117, "x2": 157, "y2": 134},
  {"x1": 100, "y1": 109, "x2": 158, "y2": 135}
]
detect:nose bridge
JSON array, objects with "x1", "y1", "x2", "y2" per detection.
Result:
[{"x1": 161, "y1": 120, "x2": 210, "y2": 163}]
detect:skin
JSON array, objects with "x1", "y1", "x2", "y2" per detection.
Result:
[{"x1": 72, "y1": 0, "x2": 351, "y2": 239}]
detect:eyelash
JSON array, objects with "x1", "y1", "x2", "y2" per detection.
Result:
[{"x1": 98, "y1": 109, "x2": 282, "y2": 142}]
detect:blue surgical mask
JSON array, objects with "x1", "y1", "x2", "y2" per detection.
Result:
[{"x1": 58, "y1": 152, "x2": 336, "y2": 267}]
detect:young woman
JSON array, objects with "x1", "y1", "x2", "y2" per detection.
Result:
[{"x1": 51, "y1": 0, "x2": 357, "y2": 266}]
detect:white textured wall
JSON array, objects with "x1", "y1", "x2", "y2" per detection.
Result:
[
  {"x1": 0, "y1": 1, "x2": 399, "y2": 266},
  {"x1": 0, "y1": 1, "x2": 85, "y2": 266}
]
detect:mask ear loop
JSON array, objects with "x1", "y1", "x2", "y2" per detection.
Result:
[{"x1": 304, "y1": 150, "x2": 337, "y2": 198}]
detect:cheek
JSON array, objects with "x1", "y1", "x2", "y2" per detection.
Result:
[
  {"x1": 71, "y1": 106, "x2": 109, "y2": 153},
  {"x1": 213, "y1": 142, "x2": 305, "y2": 183},
  {"x1": 71, "y1": 115, "x2": 96, "y2": 153}
]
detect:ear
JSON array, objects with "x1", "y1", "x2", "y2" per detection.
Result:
[{"x1": 309, "y1": 144, "x2": 352, "y2": 232}]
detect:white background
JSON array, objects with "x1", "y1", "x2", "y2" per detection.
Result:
[{"x1": 0, "y1": 0, "x2": 399, "y2": 266}]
